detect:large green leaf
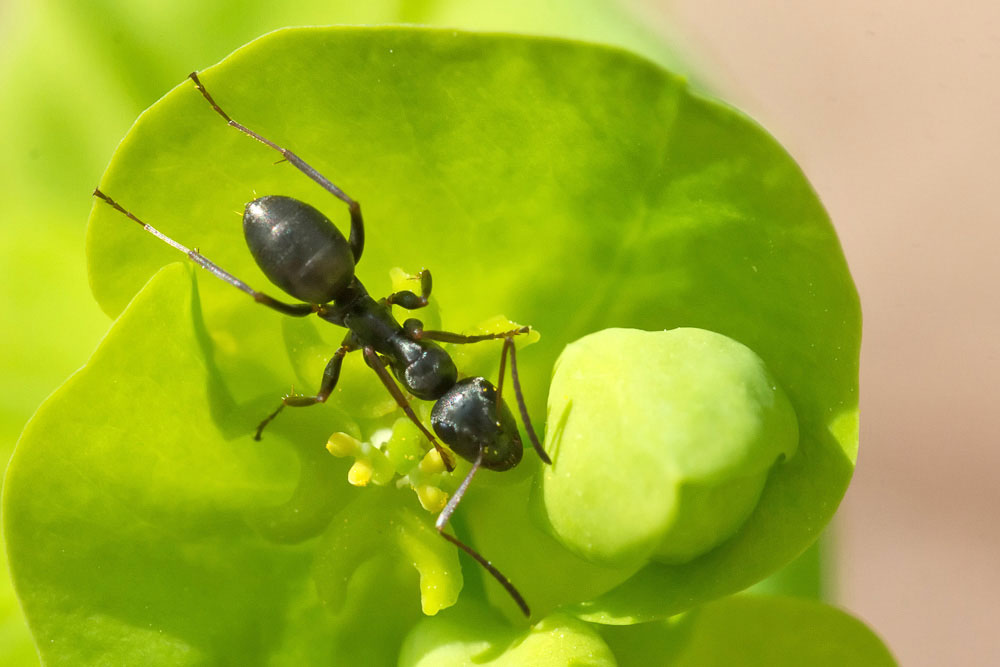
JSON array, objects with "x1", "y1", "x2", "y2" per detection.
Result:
[{"x1": 6, "y1": 27, "x2": 860, "y2": 662}]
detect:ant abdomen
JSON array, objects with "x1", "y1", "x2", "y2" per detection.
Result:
[{"x1": 243, "y1": 195, "x2": 355, "y2": 303}]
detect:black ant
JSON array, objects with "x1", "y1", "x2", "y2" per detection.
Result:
[{"x1": 93, "y1": 72, "x2": 550, "y2": 617}]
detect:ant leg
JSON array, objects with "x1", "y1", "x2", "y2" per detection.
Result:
[
  {"x1": 188, "y1": 72, "x2": 364, "y2": 263},
  {"x1": 254, "y1": 340, "x2": 355, "y2": 440},
  {"x1": 361, "y1": 347, "x2": 455, "y2": 472},
  {"x1": 384, "y1": 269, "x2": 432, "y2": 310},
  {"x1": 94, "y1": 189, "x2": 315, "y2": 317},
  {"x1": 435, "y1": 446, "x2": 530, "y2": 617},
  {"x1": 495, "y1": 337, "x2": 510, "y2": 409},
  {"x1": 407, "y1": 324, "x2": 531, "y2": 345}
]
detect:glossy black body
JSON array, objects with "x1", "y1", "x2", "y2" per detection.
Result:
[
  {"x1": 244, "y1": 196, "x2": 355, "y2": 303},
  {"x1": 316, "y1": 277, "x2": 458, "y2": 402},
  {"x1": 244, "y1": 195, "x2": 519, "y2": 469}
]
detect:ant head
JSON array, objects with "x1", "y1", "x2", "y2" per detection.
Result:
[
  {"x1": 243, "y1": 195, "x2": 355, "y2": 303},
  {"x1": 431, "y1": 377, "x2": 524, "y2": 471}
]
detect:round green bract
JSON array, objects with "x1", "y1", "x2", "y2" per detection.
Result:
[
  {"x1": 4, "y1": 26, "x2": 861, "y2": 663},
  {"x1": 540, "y1": 327, "x2": 798, "y2": 566}
]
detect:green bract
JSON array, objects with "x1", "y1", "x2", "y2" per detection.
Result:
[
  {"x1": 540, "y1": 327, "x2": 798, "y2": 566},
  {"x1": 5, "y1": 27, "x2": 865, "y2": 664}
]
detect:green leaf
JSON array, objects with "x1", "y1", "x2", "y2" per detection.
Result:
[
  {"x1": 7, "y1": 26, "x2": 860, "y2": 661},
  {"x1": 599, "y1": 595, "x2": 897, "y2": 667}
]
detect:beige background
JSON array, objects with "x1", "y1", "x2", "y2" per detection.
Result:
[{"x1": 634, "y1": 1, "x2": 999, "y2": 665}]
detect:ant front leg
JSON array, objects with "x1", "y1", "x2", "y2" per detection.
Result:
[
  {"x1": 495, "y1": 337, "x2": 550, "y2": 464},
  {"x1": 254, "y1": 337, "x2": 356, "y2": 440},
  {"x1": 404, "y1": 322, "x2": 530, "y2": 345},
  {"x1": 384, "y1": 269, "x2": 432, "y2": 310}
]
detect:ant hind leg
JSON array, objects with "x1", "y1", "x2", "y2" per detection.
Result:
[{"x1": 188, "y1": 72, "x2": 365, "y2": 263}]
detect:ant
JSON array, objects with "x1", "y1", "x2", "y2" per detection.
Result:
[{"x1": 93, "y1": 72, "x2": 551, "y2": 617}]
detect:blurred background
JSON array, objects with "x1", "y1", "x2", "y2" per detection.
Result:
[{"x1": 1, "y1": 1, "x2": 996, "y2": 665}]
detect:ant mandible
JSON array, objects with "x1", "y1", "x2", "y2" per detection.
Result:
[{"x1": 94, "y1": 71, "x2": 551, "y2": 617}]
